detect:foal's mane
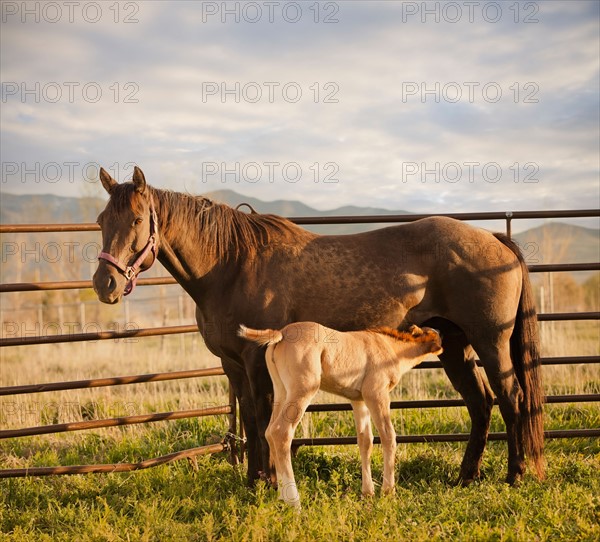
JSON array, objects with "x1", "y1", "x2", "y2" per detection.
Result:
[
  {"x1": 105, "y1": 182, "x2": 308, "y2": 261},
  {"x1": 370, "y1": 326, "x2": 434, "y2": 344}
]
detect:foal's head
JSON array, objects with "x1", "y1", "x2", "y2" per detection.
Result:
[
  {"x1": 375, "y1": 325, "x2": 443, "y2": 356},
  {"x1": 93, "y1": 167, "x2": 157, "y2": 304},
  {"x1": 406, "y1": 325, "x2": 444, "y2": 356}
]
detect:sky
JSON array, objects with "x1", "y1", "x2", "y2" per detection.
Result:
[{"x1": 1, "y1": 0, "x2": 599, "y2": 220}]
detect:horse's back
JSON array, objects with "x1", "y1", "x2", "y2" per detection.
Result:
[
  {"x1": 311, "y1": 216, "x2": 514, "y2": 266},
  {"x1": 280, "y1": 216, "x2": 522, "y2": 332}
]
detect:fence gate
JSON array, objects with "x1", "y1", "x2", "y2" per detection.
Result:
[{"x1": 1, "y1": 209, "x2": 599, "y2": 477}]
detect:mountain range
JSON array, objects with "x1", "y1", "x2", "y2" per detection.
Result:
[{"x1": 1, "y1": 190, "x2": 598, "y2": 281}]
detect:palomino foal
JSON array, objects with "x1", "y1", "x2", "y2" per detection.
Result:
[{"x1": 239, "y1": 322, "x2": 443, "y2": 508}]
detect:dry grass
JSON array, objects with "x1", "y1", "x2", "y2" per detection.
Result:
[
  {"x1": 1, "y1": 336, "x2": 228, "y2": 432},
  {"x1": 1, "y1": 320, "x2": 597, "y2": 433}
]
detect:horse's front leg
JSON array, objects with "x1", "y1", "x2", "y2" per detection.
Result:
[
  {"x1": 243, "y1": 348, "x2": 276, "y2": 484},
  {"x1": 221, "y1": 355, "x2": 262, "y2": 485}
]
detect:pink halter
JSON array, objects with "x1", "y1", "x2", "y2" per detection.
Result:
[{"x1": 98, "y1": 197, "x2": 159, "y2": 296}]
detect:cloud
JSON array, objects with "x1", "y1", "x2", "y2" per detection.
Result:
[{"x1": 1, "y1": 0, "x2": 598, "y2": 218}]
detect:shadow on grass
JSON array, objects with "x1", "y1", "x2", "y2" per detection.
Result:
[
  {"x1": 293, "y1": 447, "x2": 460, "y2": 493},
  {"x1": 396, "y1": 453, "x2": 457, "y2": 486}
]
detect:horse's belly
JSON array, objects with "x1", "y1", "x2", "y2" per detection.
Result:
[
  {"x1": 319, "y1": 358, "x2": 365, "y2": 401},
  {"x1": 320, "y1": 378, "x2": 363, "y2": 401}
]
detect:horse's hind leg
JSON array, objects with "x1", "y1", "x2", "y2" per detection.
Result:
[
  {"x1": 474, "y1": 334, "x2": 527, "y2": 485},
  {"x1": 438, "y1": 330, "x2": 494, "y2": 485}
]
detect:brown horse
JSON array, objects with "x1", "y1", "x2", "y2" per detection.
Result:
[{"x1": 93, "y1": 166, "x2": 544, "y2": 487}]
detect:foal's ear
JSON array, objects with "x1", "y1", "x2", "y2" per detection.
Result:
[
  {"x1": 132, "y1": 166, "x2": 146, "y2": 194},
  {"x1": 408, "y1": 325, "x2": 423, "y2": 336},
  {"x1": 99, "y1": 167, "x2": 118, "y2": 194}
]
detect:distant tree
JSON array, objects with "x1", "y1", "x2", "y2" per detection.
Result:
[
  {"x1": 582, "y1": 272, "x2": 600, "y2": 311},
  {"x1": 551, "y1": 273, "x2": 584, "y2": 312}
]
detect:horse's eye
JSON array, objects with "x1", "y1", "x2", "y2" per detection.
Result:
[{"x1": 133, "y1": 217, "x2": 143, "y2": 226}]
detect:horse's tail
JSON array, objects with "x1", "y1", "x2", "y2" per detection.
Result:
[
  {"x1": 494, "y1": 233, "x2": 545, "y2": 479},
  {"x1": 238, "y1": 324, "x2": 284, "y2": 347}
]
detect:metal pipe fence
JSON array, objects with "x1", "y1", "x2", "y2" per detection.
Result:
[{"x1": 1, "y1": 208, "x2": 598, "y2": 477}]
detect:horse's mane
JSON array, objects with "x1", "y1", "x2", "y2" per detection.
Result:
[
  {"x1": 370, "y1": 326, "x2": 436, "y2": 344},
  {"x1": 106, "y1": 184, "x2": 309, "y2": 261}
]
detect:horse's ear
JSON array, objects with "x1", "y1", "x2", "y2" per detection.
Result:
[
  {"x1": 99, "y1": 167, "x2": 118, "y2": 194},
  {"x1": 132, "y1": 166, "x2": 146, "y2": 194}
]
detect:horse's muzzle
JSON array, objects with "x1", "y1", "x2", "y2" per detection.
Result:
[{"x1": 93, "y1": 265, "x2": 125, "y2": 304}]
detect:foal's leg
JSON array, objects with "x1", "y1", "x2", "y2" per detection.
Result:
[
  {"x1": 265, "y1": 355, "x2": 287, "y2": 490},
  {"x1": 363, "y1": 391, "x2": 396, "y2": 495},
  {"x1": 268, "y1": 408, "x2": 296, "y2": 505},
  {"x1": 350, "y1": 400, "x2": 375, "y2": 496},
  {"x1": 265, "y1": 399, "x2": 283, "y2": 485},
  {"x1": 269, "y1": 392, "x2": 318, "y2": 508}
]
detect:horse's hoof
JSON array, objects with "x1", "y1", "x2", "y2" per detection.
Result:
[
  {"x1": 456, "y1": 469, "x2": 482, "y2": 487},
  {"x1": 506, "y1": 464, "x2": 525, "y2": 486},
  {"x1": 456, "y1": 475, "x2": 477, "y2": 487},
  {"x1": 506, "y1": 473, "x2": 523, "y2": 487}
]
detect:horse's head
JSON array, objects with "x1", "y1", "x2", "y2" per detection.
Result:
[{"x1": 93, "y1": 166, "x2": 158, "y2": 304}]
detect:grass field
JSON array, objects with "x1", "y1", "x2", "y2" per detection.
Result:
[{"x1": 1, "y1": 323, "x2": 599, "y2": 541}]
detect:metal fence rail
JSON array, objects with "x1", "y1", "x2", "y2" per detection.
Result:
[
  {"x1": 0, "y1": 367, "x2": 225, "y2": 396},
  {"x1": 0, "y1": 404, "x2": 232, "y2": 439},
  {"x1": 0, "y1": 443, "x2": 228, "y2": 478},
  {"x1": 2, "y1": 314, "x2": 599, "y2": 348},
  {"x1": 1, "y1": 208, "x2": 598, "y2": 477},
  {"x1": 0, "y1": 364, "x2": 238, "y2": 478}
]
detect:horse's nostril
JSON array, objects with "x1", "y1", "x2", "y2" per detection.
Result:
[{"x1": 107, "y1": 275, "x2": 116, "y2": 293}]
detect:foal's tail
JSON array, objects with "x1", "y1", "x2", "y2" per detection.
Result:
[
  {"x1": 494, "y1": 233, "x2": 545, "y2": 479},
  {"x1": 238, "y1": 325, "x2": 284, "y2": 347}
]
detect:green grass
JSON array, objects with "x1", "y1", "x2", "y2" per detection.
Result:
[
  {"x1": 1, "y1": 405, "x2": 599, "y2": 541},
  {"x1": 1, "y1": 329, "x2": 598, "y2": 541}
]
